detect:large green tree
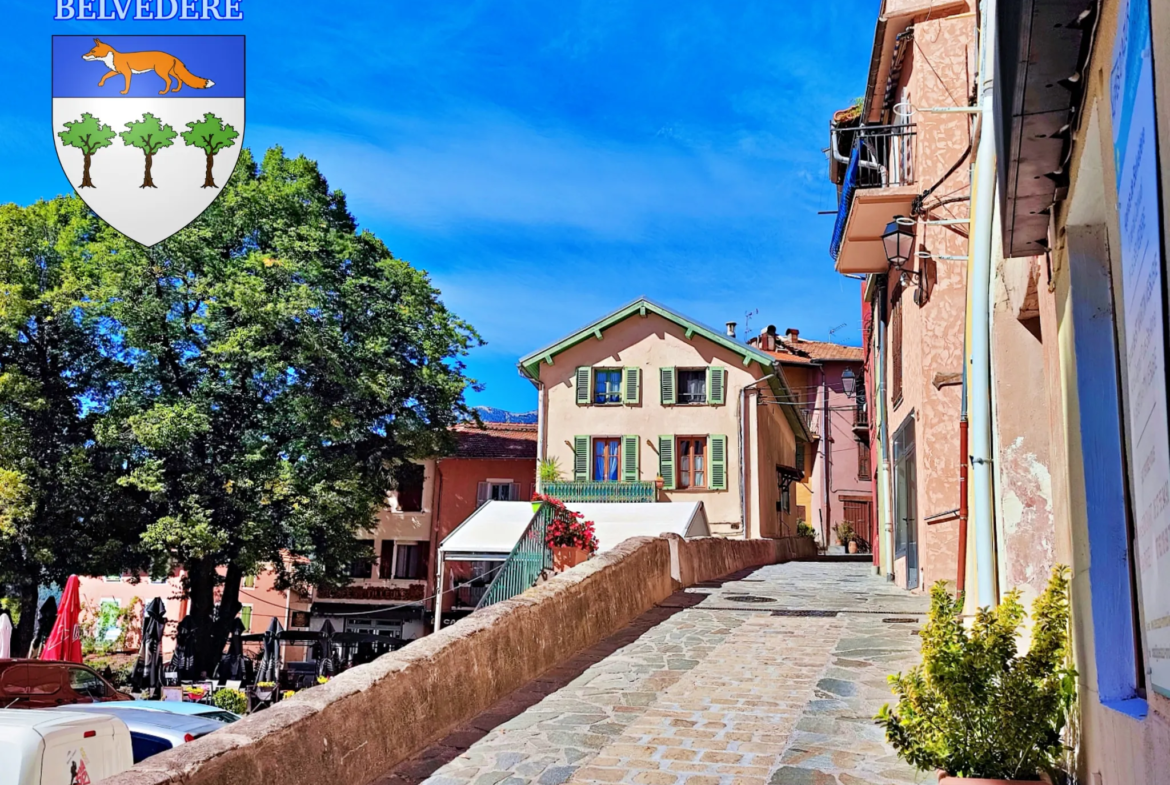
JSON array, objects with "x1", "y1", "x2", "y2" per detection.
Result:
[
  {"x1": 120, "y1": 113, "x2": 177, "y2": 188},
  {"x1": 58, "y1": 113, "x2": 117, "y2": 188},
  {"x1": 0, "y1": 199, "x2": 150, "y2": 653},
  {"x1": 87, "y1": 147, "x2": 480, "y2": 671},
  {"x1": 181, "y1": 113, "x2": 239, "y2": 188}
]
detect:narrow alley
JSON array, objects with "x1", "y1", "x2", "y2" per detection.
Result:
[{"x1": 376, "y1": 562, "x2": 932, "y2": 785}]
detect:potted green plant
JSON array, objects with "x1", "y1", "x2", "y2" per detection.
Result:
[
  {"x1": 538, "y1": 457, "x2": 564, "y2": 484},
  {"x1": 796, "y1": 520, "x2": 815, "y2": 539},
  {"x1": 876, "y1": 566, "x2": 1075, "y2": 783}
]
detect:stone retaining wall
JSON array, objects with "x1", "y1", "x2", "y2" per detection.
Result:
[{"x1": 106, "y1": 535, "x2": 815, "y2": 785}]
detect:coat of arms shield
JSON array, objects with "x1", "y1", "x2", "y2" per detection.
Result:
[{"x1": 52, "y1": 35, "x2": 245, "y2": 247}]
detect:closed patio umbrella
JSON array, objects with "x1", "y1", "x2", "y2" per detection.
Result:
[
  {"x1": 214, "y1": 617, "x2": 248, "y2": 683},
  {"x1": 255, "y1": 618, "x2": 282, "y2": 685},
  {"x1": 169, "y1": 616, "x2": 197, "y2": 680},
  {"x1": 40, "y1": 575, "x2": 82, "y2": 663},
  {"x1": 0, "y1": 611, "x2": 13, "y2": 659},
  {"x1": 28, "y1": 596, "x2": 57, "y2": 657},
  {"x1": 132, "y1": 598, "x2": 167, "y2": 696},
  {"x1": 316, "y1": 619, "x2": 337, "y2": 679}
]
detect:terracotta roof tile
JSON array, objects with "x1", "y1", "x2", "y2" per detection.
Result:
[
  {"x1": 450, "y1": 422, "x2": 538, "y2": 459},
  {"x1": 779, "y1": 337, "x2": 864, "y2": 362}
]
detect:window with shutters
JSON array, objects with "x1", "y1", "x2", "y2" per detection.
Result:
[
  {"x1": 392, "y1": 462, "x2": 425, "y2": 512},
  {"x1": 677, "y1": 370, "x2": 707, "y2": 404},
  {"x1": 379, "y1": 539, "x2": 395, "y2": 578},
  {"x1": 858, "y1": 440, "x2": 871, "y2": 479},
  {"x1": 593, "y1": 437, "x2": 621, "y2": 482},
  {"x1": 593, "y1": 369, "x2": 622, "y2": 404},
  {"x1": 677, "y1": 437, "x2": 706, "y2": 489},
  {"x1": 239, "y1": 604, "x2": 253, "y2": 632},
  {"x1": 394, "y1": 541, "x2": 428, "y2": 580},
  {"x1": 795, "y1": 441, "x2": 805, "y2": 477},
  {"x1": 347, "y1": 540, "x2": 376, "y2": 579},
  {"x1": 891, "y1": 288, "x2": 904, "y2": 406}
]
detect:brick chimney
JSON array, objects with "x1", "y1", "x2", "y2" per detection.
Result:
[
  {"x1": 785, "y1": 328, "x2": 800, "y2": 342},
  {"x1": 759, "y1": 325, "x2": 777, "y2": 352}
]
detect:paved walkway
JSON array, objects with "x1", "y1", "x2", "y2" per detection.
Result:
[{"x1": 375, "y1": 561, "x2": 934, "y2": 785}]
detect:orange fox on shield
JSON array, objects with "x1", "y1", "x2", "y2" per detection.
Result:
[{"x1": 82, "y1": 39, "x2": 215, "y2": 96}]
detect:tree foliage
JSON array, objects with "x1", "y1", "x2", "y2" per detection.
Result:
[
  {"x1": 80, "y1": 146, "x2": 480, "y2": 670},
  {"x1": 0, "y1": 199, "x2": 150, "y2": 651},
  {"x1": 876, "y1": 566, "x2": 1075, "y2": 780}
]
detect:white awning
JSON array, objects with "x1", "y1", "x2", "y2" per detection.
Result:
[
  {"x1": 439, "y1": 501, "x2": 536, "y2": 560},
  {"x1": 438, "y1": 500, "x2": 710, "y2": 561}
]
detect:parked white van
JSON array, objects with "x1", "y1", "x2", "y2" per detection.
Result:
[{"x1": 0, "y1": 709, "x2": 134, "y2": 785}]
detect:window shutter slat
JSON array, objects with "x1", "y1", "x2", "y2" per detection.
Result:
[
  {"x1": 573, "y1": 436, "x2": 589, "y2": 481},
  {"x1": 621, "y1": 435, "x2": 639, "y2": 482},
  {"x1": 509, "y1": 482, "x2": 521, "y2": 500},
  {"x1": 476, "y1": 481, "x2": 489, "y2": 507},
  {"x1": 708, "y1": 367, "x2": 725, "y2": 405},
  {"x1": 623, "y1": 367, "x2": 640, "y2": 405},
  {"x1": 709, "y1": 435, "x2": 727, "y2": 490},
  {"x1": 658, "y1": 435, "x2": 676, "y2": 490},
  {"x1": 575, "y1": 367, "x2": 592, "y2": 405},
  {"x1": 660, "y1": 367, "x2": 676, "y2": 405}
]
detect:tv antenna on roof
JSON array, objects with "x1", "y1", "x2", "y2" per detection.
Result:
[
  {"x1": 743, "y1": 308, "x2": 759, "y2": 337},
  {"x1": 828, "y1": 322, "x2": 847, "y2": 338}
]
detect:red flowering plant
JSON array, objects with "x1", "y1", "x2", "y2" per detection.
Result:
[{"x1": 533, "y1": 493, "x2": 599, "y2": 552}]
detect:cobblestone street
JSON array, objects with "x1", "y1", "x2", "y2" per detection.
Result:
[{"x1": 375, "y1": 561, "x2": 933, "y2": 785}]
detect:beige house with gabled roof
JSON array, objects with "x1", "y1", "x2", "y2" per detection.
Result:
[{"x1": 518, "y1": 298, "x2": 812, "y2": 539}]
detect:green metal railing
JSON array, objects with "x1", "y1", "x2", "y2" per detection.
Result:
[
  {"x1": 542, "y1": 481, "x2": 657, "y2": 503},
  {"x1": 476, "y1": 504, "x2": 552, "y2": 609}
]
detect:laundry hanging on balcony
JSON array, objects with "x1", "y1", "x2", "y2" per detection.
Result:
[{"x1": 829, "y1": 145, "x2": 860, "y2": 262}]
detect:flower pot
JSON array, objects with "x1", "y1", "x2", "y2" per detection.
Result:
[
  {"x1": 937, "y1": 775, "x2": 1044, "y2": 785},
  {"x1": 847, "y1": 540, "x2": 858, "y2": 554},
  {"x1": 654, "y1": 477, "x2": 665, "y2": 490},
  {"x1": 532, "y1": 501, "x2": 542, "y2": 514},
  {"x1": 552, "y1": 545, "x2": 590, "y2": 571}
]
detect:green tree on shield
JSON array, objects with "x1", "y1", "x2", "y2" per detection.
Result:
[
  {"x1": 120, "y1": 113, "x2": 177, "y2": 188},
  {"x1": 58, "y1": 113, "x2": 117, "y2": 188},
  {"x1": 181, "y1": 113, "x2": 240, "y2": 188}
]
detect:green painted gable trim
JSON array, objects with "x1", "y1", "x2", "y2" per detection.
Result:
[
  {"x1": 517, "y1": 297, "x2": 812, "y2": 444},
  {"x1": 518, "y1": 298, "x2": 775, "y2": 379}
]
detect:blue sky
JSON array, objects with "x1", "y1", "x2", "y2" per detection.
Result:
[{"x1": 6, "y1": 1, "x2": 877, "y2": 412}]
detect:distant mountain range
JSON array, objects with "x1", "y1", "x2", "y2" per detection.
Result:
[{"x1": 474, "y1": 406, "x2": 538, "y2": 424}]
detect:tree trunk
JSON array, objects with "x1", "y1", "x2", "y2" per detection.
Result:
[
  {"x1": 13, "y1": 581, "x2": 39, "y2": 657},
  {"x1": 80, "y1": 153, "x2": 94, "y2": 188},
  {"x1": 185, "y1": 559, "x2": 245, "y2": 678},
  {"x1": 141, "y1": 152, "x2": 156, "y2": 188},
  {"x1": 202, "y1": 153, "x2": 216, "y2": 188}
]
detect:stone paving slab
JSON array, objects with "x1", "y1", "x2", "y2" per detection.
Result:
[{"x1": 374, "y1": 562, "x2": 934, "y2": 785}]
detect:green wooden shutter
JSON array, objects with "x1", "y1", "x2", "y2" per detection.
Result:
[
  {"x1": 575, "y1": 367, "x2": 592, "y2": 405},
  {"x1": 707, "y1": 366, "x2": 725, "y2": 405},
  {"x1": 623, "y1": 367, "x2": 640, "y2": 405},
  {"x1": 658, "y1": 435, "x2": 676, "y2": 490},
  {"x1": 240, "y1": 605, "x2": 253, "y2": 632},
  {"x1": 573, "y1": 435, "x2": 589, "y2": 481},
  {"x1": 709, "y1": 435, "x2": 727, "y2": 490},
  {"x1": 660, "y1": 367, "x2": 676, "y2": 405},
  {"x1": 621, "y1": 435, "x2": 639, "y2": 482}
]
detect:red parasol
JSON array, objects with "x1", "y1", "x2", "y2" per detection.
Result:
[{"x1": 41, "y1": 575, "x2": 83, "y2": 663}]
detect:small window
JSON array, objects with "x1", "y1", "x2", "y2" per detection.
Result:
[
  {"x1": 394, "y1": 542, "x2": 428, "y2": 580},
  {"x1": 795, "y1": 442, "x2": 805, "y2": 477},
  {"x1": 243, "y1": 574, "x2": 256, "y2": 589},
  {"x1": 677, "y1": 437, "x2": 706, "y2": 489},
  {"x1": 593, "y1": 369, "x2": 622, "y2": 404},
  {"x1": 858, "y1": 441, "x2": 871, "y2": 479},
  {"x1": 239, "y1": 605, "x2": 253, "y2": 631},
  {"x1": 379, "y1": 539, "x2": 395, "y2": 579},
  {"x1": 393, "y1": 463, "x2": 425, "y2": 512},
  {"x1": 593, "y1": 438, "x2": 621, "y2": 482},
  {"x1": 347, "y1": 541, "x2": 375, "y2": 579},
  {"x1": 677, "y1": 370, "x2": 707, "y2": 404},
  {"x1": 490, "y1": 482, "x2": 513, "y2": 500}
]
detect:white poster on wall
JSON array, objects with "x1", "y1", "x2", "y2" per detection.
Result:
[{"x1": 1112, "y1": 0, "x2": 1170, "y2": 699}]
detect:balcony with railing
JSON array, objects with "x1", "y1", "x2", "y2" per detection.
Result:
[
  {"x1": 828, "y1": 123, "x2": 918, "y2": 275},
  {"x1": 542, "y1": 481, "x2": 658, "y2": 503},
  {"x1": 853, "y1": 401, "x2": 869, "y2": 432}
]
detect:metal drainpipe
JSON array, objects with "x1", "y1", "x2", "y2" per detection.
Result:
[
  {"x1": 822, "y1": 366, "x2": 831, "y2": 547},
  {"x1": 969, "y1": 0, "x2": 999, "y2": 608},
  {"x1": 535, "y1": 381, "x2": 546, "y2": 493},
  {"x1": 875, "y1": 278, "x2": 896, "y2": 578}
]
